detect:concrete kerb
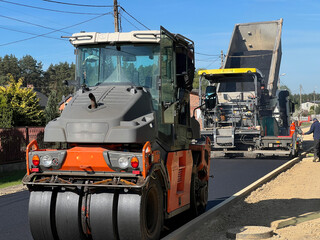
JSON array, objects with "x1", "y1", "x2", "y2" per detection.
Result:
[{"x1": 162, "y1": 148, "x2": 313, "y2": 240}]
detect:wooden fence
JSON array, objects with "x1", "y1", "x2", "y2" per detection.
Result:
[{"x1": 0, "y1": 127, "x2": 45, "y2": 165}]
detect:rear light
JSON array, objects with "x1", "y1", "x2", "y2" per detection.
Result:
[
  {"x1": 32, "y1": 155, "x2": 40, "y2": 166},
  {"x1": 131, "y1": 156, "x2": 139, "y2": 169}
]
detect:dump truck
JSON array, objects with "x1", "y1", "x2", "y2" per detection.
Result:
[
  {"x1": 198, "y1": 19, "x2": 299, "y2": 157},
  {"x1": 23, "y1": 27, "x2": 211, "y2": 240}
]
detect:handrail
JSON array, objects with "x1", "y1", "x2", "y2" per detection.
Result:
[
  {"x1": 26, "y1": 140, "x2": 39, "y2": 175},
  {"x1": 142, "y1": 141, "x2": 152, "y2": 179}
]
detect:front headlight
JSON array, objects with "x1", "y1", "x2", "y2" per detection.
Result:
[
  {"x1": 118, "y1": 156, "x2": 129, "y2": 169},
  {"x1": 41, "y1": 155, "x2": 53, "y2": 168}
]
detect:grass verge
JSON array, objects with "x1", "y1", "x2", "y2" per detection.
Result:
[{"x1": 0, "y1": 169, "x2": 26, "y2": 189}]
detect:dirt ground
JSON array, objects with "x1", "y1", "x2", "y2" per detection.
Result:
[{"x1": 187, "y1": 127, "x2": 320, "y2": 240}]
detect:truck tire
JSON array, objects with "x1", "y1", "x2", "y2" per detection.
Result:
[{"x1": 189, "y1": 173, "x2": 208, "y2": 217}]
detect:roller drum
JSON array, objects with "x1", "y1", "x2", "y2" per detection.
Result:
[
  {"x1": 117, "y1": 177, "x2": 163, "y2": 240},
  {"x1": 29, "y1": 191, "x2": 57, "y2": 240},
  {"x1": 90, "y1": 192, "x2": 117, "y2": 240},
  {"x1": 55, "y1": 190, "x2": 87, "y2": 240}
]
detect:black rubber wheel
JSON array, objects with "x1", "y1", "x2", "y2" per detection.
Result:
[
  {"x1": 189, "y1": 173, "x2": 208, "y2": 217},
  {"x1": 117, "y1": 177, "x2": 164, "y2": 240},
  {"x1": 90, "y1": 192, "x2": 117, "y2": 240},
  {"x1": 55, "y1": 190, "x2": 87, "y2": 240},
  {"x1": 29, "y1": 191, "x2": 58, "y2": 240}
]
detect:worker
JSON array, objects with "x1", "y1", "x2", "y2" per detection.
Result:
[
  {"x1": 289, "y1": 121, "x2": 296, "y2": 137},
  {"x1": 303, "y1": 118, "x2": 320, "y2": 162},
  {"x1": 290, "y1": 120, "x2": 302, "y2": 136}
]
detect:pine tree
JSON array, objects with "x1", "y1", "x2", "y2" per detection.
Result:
[{"x1": 44, "y1": 90, "x2": 59, "y2": 124}]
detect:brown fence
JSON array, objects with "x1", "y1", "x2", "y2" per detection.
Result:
[{"x1": 0, "y1": 127, "x2": 45, "y2": 165}]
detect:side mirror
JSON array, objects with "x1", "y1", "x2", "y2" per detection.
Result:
[{"x1": 205, "y1": 86, "x2": 217, "y2": 109}]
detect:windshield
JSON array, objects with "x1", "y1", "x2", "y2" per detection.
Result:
[
  {"x1": 76, "y1": 44, "x2": 160, "y2": 89},
  {"x1": 218, "y1": 75, "x2": 256, "y2": 92}
]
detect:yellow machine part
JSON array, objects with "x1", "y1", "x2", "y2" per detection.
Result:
[{"x1": 198, "y1": 68, "x2": 257, "y2": 76}]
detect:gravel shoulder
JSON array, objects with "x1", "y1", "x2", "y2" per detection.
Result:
[
  {"x1": 187, "y1": 128, "x2": 320, "y2": 240},
  {"x1": 0, "y1": 184, "x2": 27, "y2": 196}
]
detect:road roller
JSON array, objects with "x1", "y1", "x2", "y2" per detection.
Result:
[{"x1": 23, "y1": 26, "x2": 211, "y2": 240}]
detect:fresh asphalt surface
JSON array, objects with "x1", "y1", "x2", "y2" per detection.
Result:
[{"x1": 0, "y1": 157, "x2": 288, "y2": 240}]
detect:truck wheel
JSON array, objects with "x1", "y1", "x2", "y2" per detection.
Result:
[
  {"x1": 117, "y1": 177, "x2": 163, "y2": 240},
  {"x1": 189, "y1": 173, "x2": 208, "y2": 217}
]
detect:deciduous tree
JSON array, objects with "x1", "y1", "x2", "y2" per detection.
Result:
[{"x1": 0, "y1": 75, "x2": 44, "y2": 126}]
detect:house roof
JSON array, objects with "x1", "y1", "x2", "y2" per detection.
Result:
[{"x1": 34, "y1": 90, "x2": 48, "y2": 107}]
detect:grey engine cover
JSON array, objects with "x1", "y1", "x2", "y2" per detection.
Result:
[{"x1": 44, "y1": 86, "x2": 155, "y2": 143}]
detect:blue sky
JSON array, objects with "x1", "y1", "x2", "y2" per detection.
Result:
[{"x1": 0, "y1": 0, "x2": 319, "y2": 94}]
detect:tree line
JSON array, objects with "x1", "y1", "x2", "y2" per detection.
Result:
[
  {"x1": 0, "y1": 54, "x2": 75, "y2": 127},
  {"x1": 1, "y1": 54, "x2": 319, "y2": 128}
]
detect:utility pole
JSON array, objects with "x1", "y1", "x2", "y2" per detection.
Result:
[
  {"x1": 314, "y1": 90, "x2": 316, "y2": 119},
  {"x1": 220, "y1": 50, "x2": 224, "y2": 68},
  {"x1": 113, "y1": 0, "x2": 119, "y2": 32},
  {"x1": 299, "y1": 85, "x2": 302, "y2": 107},
  {"x1": 299, "y1": 84, "x2": 302, "y2": 121}
]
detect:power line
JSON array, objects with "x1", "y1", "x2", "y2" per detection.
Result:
[
  {"x1": 0, "y1": 0, "x2": 105, "y2": 15},
  {"x1": 204, "y1": 57, "x2": 221, "y2": 69},
  {"x1": 119, "y1": 12, "x2": 140, "y2": 30},
  {"x1": 195, "y1": 52, "x2": 220, "y2": 57},
  {"x1": 40, "y1": 0, "x2": 113, "y2": 8},
  {"x1": 0, "y1": 12, "x2": 112, "y2": 47},
  {"x1": 196, "y1": 59, "x2": 220, "y2": 62},
  {"x1": 0, "y1": 14, "x2": 72, "y2": 35},
  {"x1": 119, "y1": 6, "x2": 150, "y2": 30},
  {"x1": 0, "y1": 4, "x2": 76, "y2": 35},
  {"x1": 0, "y1": 25, "x2": 67, "y2": 41}
]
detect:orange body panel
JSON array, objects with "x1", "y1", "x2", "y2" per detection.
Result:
[
  {"x1": 189, "y1": 138, "x2": 211, "y2": 181},
  {"x1": 166, "y1": 150, "x2": 193, "y2": 213},
  {"x1": 59, "y1": 147, "x2": 114, "y2": 172}
]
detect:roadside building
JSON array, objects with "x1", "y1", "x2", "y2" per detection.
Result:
[
  {"x1": 300, "y1": 101, "x2": 320, "y2": 112},
  {"x1": 190, "y1": 89, "x2": 203, "y2": 129}
]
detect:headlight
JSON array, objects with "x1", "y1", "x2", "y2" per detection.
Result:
[
  {"x1": 41, "y1": 155, "x2": 53, "y2": 168},
  {"x1": 118, "y1": 156, "x2": 129, "y2": 169}
]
